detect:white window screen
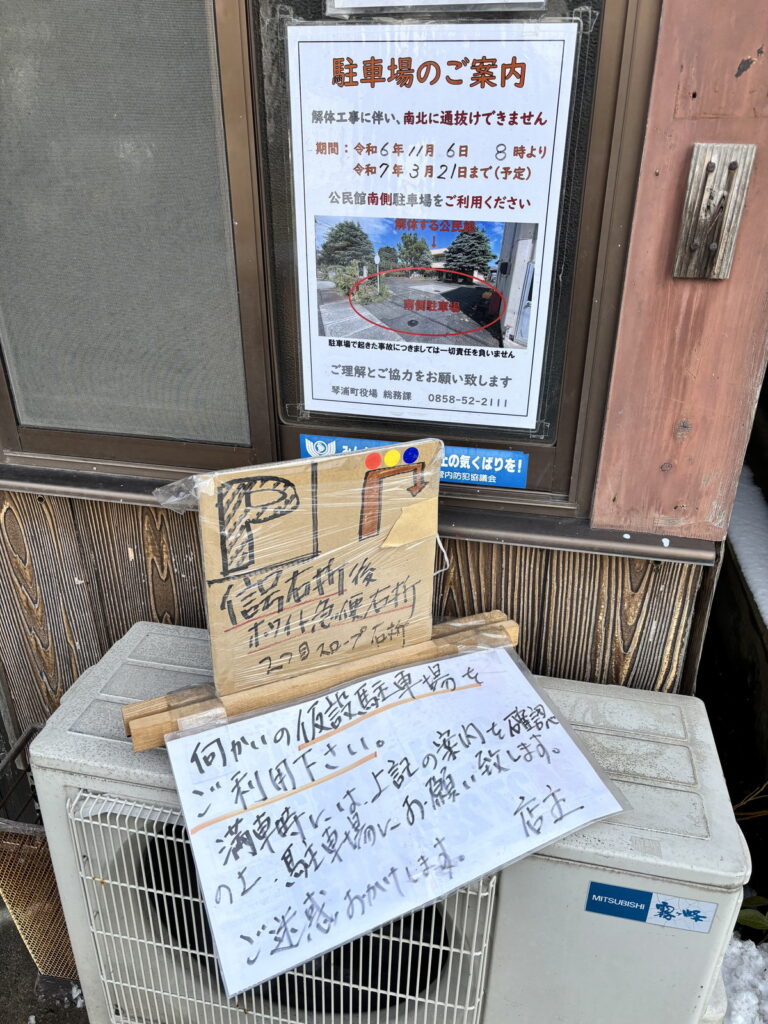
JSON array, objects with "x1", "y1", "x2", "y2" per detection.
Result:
[{"x1": 0, "y1": 0, "x2": 251, "y2": 445}]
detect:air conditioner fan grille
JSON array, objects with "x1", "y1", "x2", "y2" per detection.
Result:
[{"x1": 68, "y1": 790, "x2": 496, "y2": 1024}]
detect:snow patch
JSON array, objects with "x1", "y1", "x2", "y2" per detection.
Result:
[
  {"x1": 723, "y1": 934, "x2": 768, "y2": 1023},
  {"x1": 729, "y1": 467, "x2": 768, "y2": 627},
  {"x1": 70, "y1": 982, "x2": 84, "y2": 1009}
]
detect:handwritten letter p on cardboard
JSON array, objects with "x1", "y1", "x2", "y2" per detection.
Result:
[{"x1": 197, "y1": 440, "x2": 442, "y2": 694}]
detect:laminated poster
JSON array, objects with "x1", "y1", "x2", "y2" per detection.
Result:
[
  {"x1": 167, "y1": 644, "x2": 623, "y2": 997},
  {"x1": 288, "y1": 20, "x2": 578, "y2": 430}
]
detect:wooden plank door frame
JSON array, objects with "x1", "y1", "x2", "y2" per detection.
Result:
[{"x1": 592, "y1": 0, "x2": 768, "y2": 540}]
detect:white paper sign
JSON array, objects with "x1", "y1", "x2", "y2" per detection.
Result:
[
  {"x1": 167, "y1": 646, "x2": 621, "y2": 997},
  {"x1": 288, "y1": 22, "x2": 577, "y2": 430},
  {"x1": 330, "y1": 2, "x2": 542, "y2": 8}
]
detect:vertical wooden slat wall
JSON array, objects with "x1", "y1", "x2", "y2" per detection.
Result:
[
  {"x1": 0, "y1": 493, "x2": 103, "y2": 728},
  {"x1": 435, "y1": 541, "x2": 701, "y2": 691},
  {"x1": 0, "y1": 491, "x2": 703, "y2": 737},
  {"x1": 70, "y1": 502, "x2": 207, "y2": 648}
]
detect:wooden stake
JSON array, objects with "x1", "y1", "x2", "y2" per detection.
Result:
[
  {"x1": 121, "y1": 609, "x2": 509, "y2": 736},
  {"x1": 431, "y1": 609, "x2": 507, "y2": 637},
  {"x1": 128, "y1": 618, "x2": 518, "y2": 753},
  {"x1": 121, "y1": 684, "x2": 217, "y2": 733}
]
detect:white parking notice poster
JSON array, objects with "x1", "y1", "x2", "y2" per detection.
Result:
[{"x1": 287, "y1": 21, "x2": 577, "y2": 430}]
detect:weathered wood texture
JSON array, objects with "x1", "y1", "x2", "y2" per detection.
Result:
[
  {"x1": 0, "y1": 493, "x2": 204, "y2": 734},
  {"x1": 70, "y1": 501, "x2": 206, "y2": 648},
  {"x1": 673, "y1": 143, "x2": 756, "y2": 280},
  {"x1": 0, "y1": 492, "x2": 703, "y2": 736},
  {"x1": 0, "y1": 493, "x2": 102, "y2": 729},
  {"x1": 435, "y1": 540, "x2": 701, "y2": 692},
  {"x1": 592, "y1": 3, "x2": 768, "y2": 539}
]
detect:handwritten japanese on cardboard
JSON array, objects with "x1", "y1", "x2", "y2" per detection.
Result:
[{"x1": 196, "y1": 440, "x2": 442, "y2": 695}]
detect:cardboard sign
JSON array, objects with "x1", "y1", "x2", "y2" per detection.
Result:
[
  {"x1": 167, "y1": 645, "x2": 623, "y2": 997},
  {"x1": 197, "y1": 440, "x2": 442, "y2": 694}
]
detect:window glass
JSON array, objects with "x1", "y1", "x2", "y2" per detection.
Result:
[{"x1": 0, "y1": 0, "x2": 250, "y2": 445}]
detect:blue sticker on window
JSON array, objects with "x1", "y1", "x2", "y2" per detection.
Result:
[{"x1": 300, "y1": 435, "x2": 528, "y2": 490}]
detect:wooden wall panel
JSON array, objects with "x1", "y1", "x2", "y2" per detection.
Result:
[
  {"x1": 434, "y1": 539, "x2": 551, "y2": 671},
  {"x1": 0, "y1": 493, "x2": 704, "y2": 736},
  {"x1": 435, "y1": 539, "x2": 702, "y2": 690},
  {"x1": 0, "y1": 493, "x2": 103, "y2": 727},
  {"x1": 71, "y1": 502, "x2": 206, "y2": 648},
  {"x1": 592, "y1": 0, "x2": 768, "y2": 540}
]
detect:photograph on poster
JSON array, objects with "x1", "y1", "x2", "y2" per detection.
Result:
[
  {"x1": 288, "y1": 22, "x2": 577, "y2": 428},
  {"x1": 315, "y1": 215, "x2": 538, "y2": 348}
]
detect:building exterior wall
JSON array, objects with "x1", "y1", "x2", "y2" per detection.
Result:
[
  {"x1": 592, "y1": 0, "x2": 768, "y2": 539},
  {"x1": 0, "y1": 490, "x2": 704, "y2": 739},
  {"x1": 0, "y1": 1, "x2": 758, "y2": 738}
]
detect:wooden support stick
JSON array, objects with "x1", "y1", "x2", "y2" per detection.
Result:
[
  {"x1": 121, "y1": 684, "x2": 217, "y2": 733},
  {"x1": 122, "y1": 609, "x2": 509, "y2": 736},
  {"x1": 128, "y1": 618, "x2": 518, "y2": 753},
  {"x1": 431, "y1": 609, "x2": 508, "y2": 637}
]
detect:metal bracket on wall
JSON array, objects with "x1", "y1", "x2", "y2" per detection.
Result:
[{"x1": 674, "y1": 142, "x2": 756, "y2": 280}]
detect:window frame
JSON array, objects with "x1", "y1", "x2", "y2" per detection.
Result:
[
  {"x1": 0, "y1": 0, "x2": 662, "y2": 528},
  {"x1": 261, "y1": 0, "x2": 662, "y2": 518},
  {"x1": 0, "y1": 0, "x2": 276, "y2": 478}
]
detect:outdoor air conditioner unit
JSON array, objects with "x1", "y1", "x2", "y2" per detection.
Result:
[{"x1": 31, "y1": 623, "x2": 748, "y2": 1024}]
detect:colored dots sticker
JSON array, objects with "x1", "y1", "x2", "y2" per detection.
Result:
[{"x1": 363, "y1": 445, "x2": 421, "y2": 470}]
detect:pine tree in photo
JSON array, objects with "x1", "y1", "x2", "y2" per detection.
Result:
[
  {"x1": 317, "y1": 220, "x2": 375, "y2": 274},
  {"x1": 377, "y1": 245, "x2": 400, "y2": 271},
  {"x1": 396, "y1": 232, "x2": 432, "y2": 269},
  {"x1": 443, "y1": 228, "x2": 496, "y2": 280}
]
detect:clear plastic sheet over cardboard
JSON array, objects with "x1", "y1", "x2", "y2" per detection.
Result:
[
  {"x1": 165, "y1": 640, "x2": 625, "y2": 997},
  {"x1": 156, "y1": 440, "x2": 443, "y2": 696}
]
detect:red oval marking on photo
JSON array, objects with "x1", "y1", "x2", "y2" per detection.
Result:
[{"x1": 347, "y1": 267, "x2": 507, "y2": 339}]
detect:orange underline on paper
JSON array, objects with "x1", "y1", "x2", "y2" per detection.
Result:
[
  {"x1": 236, "y1": 602, "x2": 416, "y2": 656},
  {"x1": 224, "y1": 590, "x2": 344, "y2": 632},
  {"x1": 297, "y1": 681, "x2": 482, "y2": 751},
  {"x1": 189, "y1": 752, "x2": 377, "y2": 835}
]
